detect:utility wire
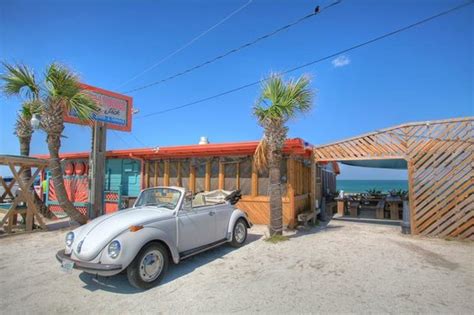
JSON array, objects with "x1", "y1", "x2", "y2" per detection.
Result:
[
  {"x1": 124, "y1": 0, "x2": 342, "y2": 94},
  {"x1": 110, "y1": 130, "x2": 133, "y2": 147},
  {"x1": 117, "y1": 0, "x2": 254, "y2": 89},
  {"x1": 135, "y1": 1, "x2": 473, "y2": 119},
  {"x1": 130, "y1": 132, "x2": 148, "y2": 147}
]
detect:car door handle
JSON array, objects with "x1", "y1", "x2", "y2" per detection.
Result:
[{"x1": 209, "y1": 211, "x2": 215, "y2": 216}]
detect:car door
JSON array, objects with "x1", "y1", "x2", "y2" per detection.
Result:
[
  {"x1": 213, "y1": 204, "x2": 234, "y2": 240},
  {"x1": 177, "y1": 205, "x2": 216, "y2": 252}
]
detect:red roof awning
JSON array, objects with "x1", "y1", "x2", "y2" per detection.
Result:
[{"x1": 34, "y1": 138, "x2": 314, "y2": 160}]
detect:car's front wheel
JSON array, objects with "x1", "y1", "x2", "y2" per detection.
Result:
[
  {"x1": 127, "y1": 242, "x2": 169, "y2": 289},
  {"x1": 230, "y1": 218, "x2": 248, "y2": 248}
]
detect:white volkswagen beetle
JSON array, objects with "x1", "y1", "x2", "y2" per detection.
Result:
[{"x1": 56, "y1": 186, "x2": 250, "y2": 289}]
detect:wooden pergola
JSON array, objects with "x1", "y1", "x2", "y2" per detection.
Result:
[
  {"x1": 0, "y1": 155, "x2": 49, "y2": 233},
  {"x1": 313, "y1": 117, "x2": 473, "y2": 240}
]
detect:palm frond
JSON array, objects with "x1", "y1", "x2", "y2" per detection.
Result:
[
  {"x1": 253, "y1": 73, "x2": 313, "y2": 123},
  {"x1": 253, "y1": 137, "x2": 269, "y2": 172},
  {"x1": 21, "y1": 99, "x2": 43, "y2": 119},
  {"x1": 45, "y1": 63, "x2": 81, "y2": 99},
  {"x1": 1, "y1": 62, "x2": 40, "y2": 99},
  {"x1": 68, "y1": 92, "x2": 99, "y2": 121},
  {"x1": 45, "y1": 63, "x2": 99, "y2": 122}
]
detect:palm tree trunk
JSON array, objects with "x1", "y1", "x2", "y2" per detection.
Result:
[
  {"x1": 18, "y1": 135, "x2": 32, "y2": 182},
  {"x1": 18, "y1": 134, "x2": 49, "y2": 217},
  {"x1": 46, "y1": 133, "x2": 88, "y2": 224},
  {"x1": 268, "y1": 151, "x2": 283, "y2": 236}
]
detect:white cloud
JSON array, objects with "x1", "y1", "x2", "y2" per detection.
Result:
[{"x1": 332, "y1": 55, "x2": 350, "y2": 68}]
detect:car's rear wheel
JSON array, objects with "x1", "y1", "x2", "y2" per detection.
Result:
[
  {"x1": 127, "y1": 242, "x2": 169, "y2": 289},
  {"x1": 230, "y1": 218, "x2": 248, "y2": 248}
]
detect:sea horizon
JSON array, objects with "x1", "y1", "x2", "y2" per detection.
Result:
[{"x1": 337, "y1": 179, "x2": 408, "y2": 193}]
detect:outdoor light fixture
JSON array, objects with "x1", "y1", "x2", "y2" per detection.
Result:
[{"x1": 30, "y1": 114, "x2": 41, "y2": 130}]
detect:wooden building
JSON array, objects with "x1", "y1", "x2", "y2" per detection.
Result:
[{"x1": 39, "y1": 138, "x2": 339, "y2": 226}]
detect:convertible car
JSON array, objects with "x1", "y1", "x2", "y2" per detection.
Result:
[{"x1": 56, "y1": 187, "x2": 251, "y2": 289}]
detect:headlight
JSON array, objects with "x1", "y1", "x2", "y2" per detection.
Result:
[
  {"x1": 65, "y1": 232, "x2": 74, "y2": 247},
  {"x1": 108, "y1": 240, "x2": 121, "y2": 259}
]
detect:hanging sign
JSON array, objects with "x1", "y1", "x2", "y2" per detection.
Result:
[{"x1": 64, "y1": 83, "x2": 133, "y2": 132}]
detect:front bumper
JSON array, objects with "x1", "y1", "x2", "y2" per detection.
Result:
[{"x1": 56, "y1": 249, "x2": 122, "y2": 274}]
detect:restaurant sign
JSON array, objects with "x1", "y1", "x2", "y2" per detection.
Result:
[{"x1": 64, "y1": 83, "x2": 133, "y2": 131}]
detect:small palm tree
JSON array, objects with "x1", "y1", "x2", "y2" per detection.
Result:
[
  {"x1": 1, "y1": 64, "x2": 46, "y2": 213},
  {"x1": 2, "y1": 64, "x2": 40, "y2": 157},
  {"x1": 253, "y1": 73, "x2": 313, "y2": 235},
  {"x1": 1, "y1": 62, "x2": 98, "y2": 224}
]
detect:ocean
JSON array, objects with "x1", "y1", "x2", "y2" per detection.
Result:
[{"x1": 337, "y1": 180, "x2": 408, "y2": 193}]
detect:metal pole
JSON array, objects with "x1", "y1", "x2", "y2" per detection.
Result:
[{"x1": 89, "y1": 121, "x2": 107, "y2": 219}]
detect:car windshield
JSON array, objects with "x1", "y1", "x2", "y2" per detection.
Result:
[{"x1": 135, "y1": 188, "x2": 181, "y2": 210}]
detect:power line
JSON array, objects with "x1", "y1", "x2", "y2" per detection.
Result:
[
  {"x1": 110, "y1": 130, "x2": 133, "y2": 147},
  {"x1": 124, "y1": 0, "x2": 342, "y2": 94},
  {"x1": 135, "y1": 0, "x2": 473, "y2": 119},
  {"x1": 111, "y1": 129, "x2": 150, "y2": 147},
  {"x1": 130, "y1": 132, "x2": 148, "y2": 147},
  {"x1": 117, "y1": 0, "x2": 254, "y2": 89}
]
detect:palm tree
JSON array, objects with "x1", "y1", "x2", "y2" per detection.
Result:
[
  {"x1": 253, "y1": 73, "x2": 313, "y2": 236},
  {"x1": 2, "y1": 64, "x2": 40, "y2": 156},
  {"x1": 1, "y1": 64, "x2": 46, "y2": 214},
  {"x1": 1, "y1": 62, "x2": 98, "y2": 224}
]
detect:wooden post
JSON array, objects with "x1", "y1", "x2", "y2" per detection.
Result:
[
  {"x1": 189, "y1": 161, "x2": 196, "y2": 193},
  {"x1": 294, "y1": 161, "x2": 300, "y2": 195},
  {"x1": 310, "y1": 159, "x2": 316, "y2": 211},
  {"x1": 164, "y1": 160, "x2": 170, "y2": 186},
  {"x1": 288, "y1": 185, "x2": 295, "y2": 227},
  {"x1": 287, "y1": 159, "x2": 295, "y2": 197},
  {"x1": 287, "y1": 158, "x2": 296, "y2": 223},
  {"x1": 236, "y1": 162, "x2": 240, "y2": 189},
  {"x1": 218, "y1": 161, "x2": 225, "y2": 190},
  {"x1": 337, "y1": 199, "x2": 345, "y2": 216},
  {"x1": 298, "y1": 161, "x2": 303, "y2": 195},
  {"x1": 251, "y1": 160, "x2": 258, "y2": 196},
  {"x1": 144, "y1": 161, "x2": 149, "y2": 188},
  {"x1": 154, "y1": 161, "x2": 158, "y2": 186},
  {"x1": 407, "y1": 159, "x2": 416, "y2": 234},
  {"x1": 89, "y1": 121, "x2": 106, "y2": 219},
  {"x1": 205, "y1": 161, "x2": 211, "y2": 191},
  {"x1": 177, "y1": 161, "x2": 182, "y2": 187}
]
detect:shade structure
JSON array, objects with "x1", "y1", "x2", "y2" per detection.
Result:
[
  {"x1": 313, "y1": 117, "x2": 473, "y2": 240},
  {"x1": 341, "y1": 159, "x2": 407, "y2": 169}
]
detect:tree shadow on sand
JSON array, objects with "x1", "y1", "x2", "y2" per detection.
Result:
[
  {"x1": 78, "y1": 233, "x2": 262, "y2": 294},
  {"x1": 286, "y1": 219, "x2": 344, "y2": 239}
]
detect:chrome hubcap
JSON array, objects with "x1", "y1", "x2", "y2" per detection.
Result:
[
  {"x1": 235, "y1": 222, "x2": 246, "y2": 243},
  {"x1": 139, "y1": 250, "x2": 164, "y2": 282}
]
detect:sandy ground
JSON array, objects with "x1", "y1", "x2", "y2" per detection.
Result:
[{"x1": 0, "y1": 219, "x2": 473, "y2": 314}]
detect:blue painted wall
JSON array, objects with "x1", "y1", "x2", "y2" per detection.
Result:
[{"x1": 105, "y1": 158, "x2": 141, "y2": 197}]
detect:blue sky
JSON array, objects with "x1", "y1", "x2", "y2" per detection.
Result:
[{"x1": 0, "y1": 0, "x2": 472, "y2": 179}]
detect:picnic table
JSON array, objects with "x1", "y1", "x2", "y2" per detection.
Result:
[{"x1": 0, "y1": 155, "x2": 49, "y2": 233}]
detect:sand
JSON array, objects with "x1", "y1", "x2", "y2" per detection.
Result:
[{"x1": 0, "y1": 220, "x2": 473, "y2": 314}]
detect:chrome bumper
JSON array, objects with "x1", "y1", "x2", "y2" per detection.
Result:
[{"x1": 56, "y1": 249, "x2": 122, "y2": 272}]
